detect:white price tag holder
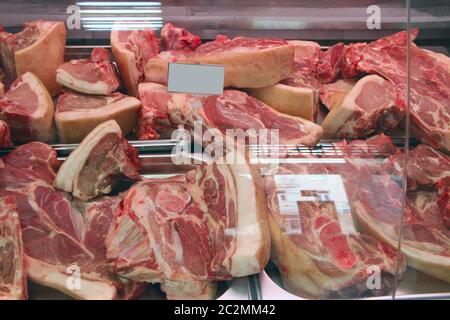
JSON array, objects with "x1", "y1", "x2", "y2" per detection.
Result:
[{"x1": 167, "y1": 62, "x2": 224, "y2": 95}]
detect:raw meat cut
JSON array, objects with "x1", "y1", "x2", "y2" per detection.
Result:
[
  {"x1": 106, "y1": 162, "x2": 270, "y2": 299},
  {"x1": 320, "y1": 78, "x2": 357, "y2": 110},
  {"x1": 319, "y1": 139, "x2": 450, "y2": 283},
  {"x1": 386, "y1": 144, "x2": 450, "y2": 191},
  {"x1": 0, "y1": 196, "x2": 27, "y2": 300},
  {"x1": 316, "y1": 43, "x2": 346, "y2": 83},
  {"x1": 386, "y1": 143, "x2": 450, "y2": 229},
  {"x1": 342, "y1": 29, "x2": 450, "y2": 152},
  {"x1": 282, "y1": 40, "x2": 321, "y2": 89},
  {"x1": 0, "y1": 20, "x2": 66, "y2": 96},
  {"x1": 245, "y1": 84, "x2": 318, "y2": 121},
  {"x1": 246, "y1": 40, "x2": 320, "y2": 121},
  {"x1": 54, "y1": 120, "x2": 141, "y2": 201},
  {"x1": 321, "y1": 75, "x2": 403, "y2": 139},
  {"x1": 0, "y1": 142, "x2": 145, "y2": 299},
  {"x1": 160, "y1": 23, "x2": 201, "y2": 51},
  {"x1": 145, "y1": 36, "x2": 294, "y2": 88},
  {"x1": 138, "y1": 83, "x2": 323, "y2": 147},
  {"x1": 2, "y1": 142, "x2": 60, "y2": 185},
  {"x1": 408, "y1": 192, "x2": 446, "y2": 230},
  {"x1": 56, "y1": 48, "x2": 121, "y2": 95},
  {"x1": 247, "y1": 42, "x2": 345, "y2": 121},
  {"x1": 333, "y1": 134, "x2": 400, "y2": 159},
  {"x1": 0, "y1": 67, "x2": 4, "y2": 97},
  {"x1": 324, "y1": 142, "x2": 450, "y2": 283},
  {"x1": 438, "y1": 183, "x2": 450, "y2": 228},
  {"x1": 55, "y1": 91, "x2": 141, "y2": 143},
  {"x1": 110, "y1": 29, "x2": 159, "y2": 96},
  {"x1": 0, "y1": 72, "x2": 54, "y2": 143},
  {"x1": 0, "y1": 66, "x2": 5, "y2": 83},
  {"x1": 0, "y1": 120, "x2": 11, "y2": 147},
  {"x1": 264, "y1": 158, "x2": 406, "y2": 298},
  {"x1": 136, "y1": 82, "x2": 172, "y2": 140},
  {"x1": 355, "y1": 179, "x2": 450, "y2": 283}
]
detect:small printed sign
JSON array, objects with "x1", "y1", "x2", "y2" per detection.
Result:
[{"x1": 167, "y1": 62, "x2": 224, "y2": 95}]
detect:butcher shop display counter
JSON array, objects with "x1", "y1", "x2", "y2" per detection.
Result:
[{"x1": 0, "y1": 0, "x2": 449, "y2": 302}]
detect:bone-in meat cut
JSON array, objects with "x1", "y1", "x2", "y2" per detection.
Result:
[
  {"x1": 0, "y1": 196, "x2": 27, "y2": 300},
  {"x1": 137, "y1": 82, "x2": 323, "y2": 147},
  {"x1": 0, "y1": 142, "x2": 145, "y2": 299},
  {"x1": 145, "y1": 36, "x2": 294, "y2": 89},
  {"x1": 0, "y1": 72, "x2": 54, "y2": 143},
  {"x1": 246, "y1": 41, "x2": 345, "y2": 121},
  {"x1": 263, "y1": 137, "x2": 408, "y2": 298},
  {"x1": 55, "y1": 91, "x2": 141, "y2": 143},
  {"x1": 54, "y1": 120, "x2": 141, "y2": 201},
  {"x1": 110, "y1": 29, "x2": 159, "y2": 97},
  {"x1": 0, "y1": 20, "x2": 66, "y2": 96},
  {"x1": 106, "y1": 161, "x2": 270, "y2": 299},
  {"x1": 264, "y1": 153, "x2": 406, "y2": 298},
  {"x1": 342, "y1": 29, "x2": 450, "y2": 152},
  {"x1": 160, "y1": 23, "x2": 202, "y2": 51},
  {"x1": 321, "y1": 75, "x2": 403, "y2": 139},
  {"x1": 56, "y1": 48, "x2": 121, "y2": 95},
  {"x1": 320, "y1": 78, "x2": 357, "y2": 110},
  {"x1": 386, "y1": 143, "x2": 450, "y2": 191}
]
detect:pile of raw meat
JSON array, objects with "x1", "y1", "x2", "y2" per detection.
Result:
[
  {"x1": 0, "y1": 120, "x2": 270, "y2": 300},
  {"x1": 0, "y1": 20, "x2": 449, "y2": 300}
]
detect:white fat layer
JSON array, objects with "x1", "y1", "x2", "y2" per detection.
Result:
[
  {"x1": 56, "y1": 69, "x2": 110, "y2": 95},
  {"x1": 54, "y1": 120, "x2": 122, "y2": 196},
  {"x1": 228, "y1": 162, "x2": 264, "y2": 277}
]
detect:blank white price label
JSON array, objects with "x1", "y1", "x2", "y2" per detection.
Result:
[{"x1": 167, "y1": 62, "x2": 224, "y2": 95}]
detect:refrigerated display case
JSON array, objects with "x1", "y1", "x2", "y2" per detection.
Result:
[{"x1": 0, "y1": 0, "x2": 448, "y2": 300}]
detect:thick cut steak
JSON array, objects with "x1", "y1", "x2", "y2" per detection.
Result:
[
  {"x1": 0, "y1": 20, "x2": 65, "y2": 96},
  {"x1": 386, "y1": 144, "x2": 450, "y2": 191},
  {"x1": 0, "y1": 142, "x2": 145, "y2": 299},
  {"x1": 0, "y1": 196, "x2": 27, "y2": 300},
  {"x1": 138, "y1": 83, "x2": 323, "y2": 146},
  {"x1": 110, "y1": 29, "x2": 159, "y2": 96},
  {"x1": 56, "y1": 48, "x2": 120, "y2": 95},
  {"x1": 54, "y1": 120, "x2": 141, "y2": 201},
  {"x1": 145, "y1": 36, "x2": 294, "y2": 88},
  {"x1": 160, "y1": 23, "x2": 201, "y2": 51},
  {"x1": 55, "y1": 91, "x2": 141, "y2": 143},
  {"x1": 106, "y1": 162, "x2": 270, "y2": 299},
  {"x1": 321, "y1": 75, "x2": 403, "y2": 139},
  {"x1": 0, "y1": 72, "x2": 54, "y2": 143},
  {"x1": 342, "y1": 29, "x2": 450, "y2": 152},
  {"x1": 0, "y1": 120, "x2": 11, "y2": 147},
  {"x1": 264, "y1": 157, "x2": 405, "y2": 298}
]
